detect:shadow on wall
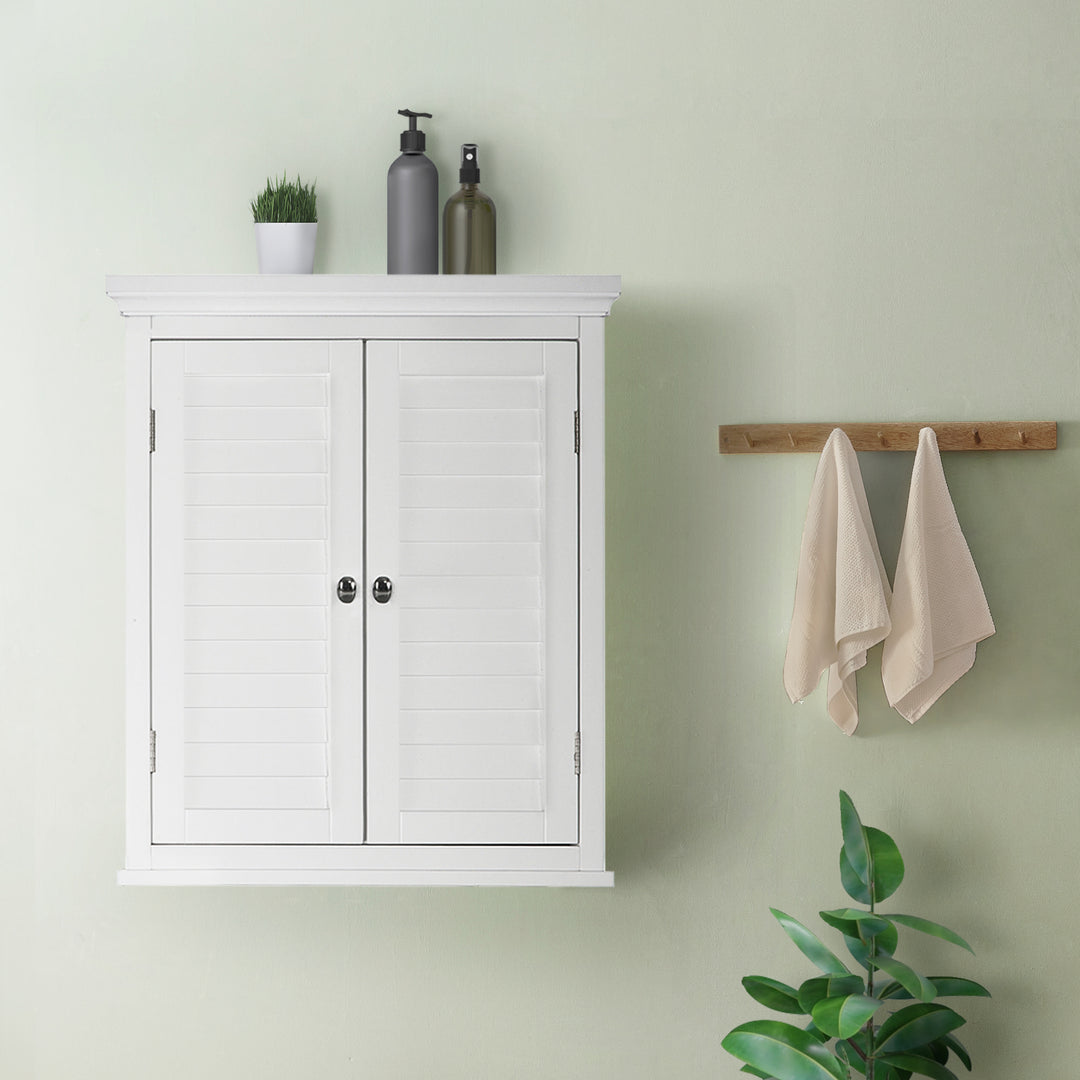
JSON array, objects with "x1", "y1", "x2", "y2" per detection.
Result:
[{"x1": 601, "y1": 291, "x2": 780, "y2": 880}]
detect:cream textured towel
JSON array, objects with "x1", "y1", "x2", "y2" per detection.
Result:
[
  {"x1": 882, "y1": 427, "x2": 995, "y2": 721},
  {"x1": 784, "y1": 429, "x2": 892, "y2": 735}
]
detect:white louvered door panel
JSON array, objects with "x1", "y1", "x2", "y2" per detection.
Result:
[
  {"x1": 151, "y1": 340, "x2": 363, "y2": 844},
  {"x1": 366, "y1": 340, "x2": 579, "y2": 845}
]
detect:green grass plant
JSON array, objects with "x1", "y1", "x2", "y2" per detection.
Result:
[{"x1": 250, "y1": 174, "x2": 318, "y2": 223}]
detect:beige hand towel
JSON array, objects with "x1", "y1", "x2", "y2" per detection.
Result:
[
  {"x1": 784, "y1": 429, "x2": 892, "y2": 735},
  {"x1": 882, "y1": 427, "x2": 995, "y2": 721}
]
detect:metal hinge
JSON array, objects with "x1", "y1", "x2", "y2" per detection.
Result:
[
  {"x1": 574, "y1": 410, "x2": 580, "y2": 454},
  {"x1": 149, "y1": 408, "x2": 156, "y2": 453},
  {"x1": 574, "y1": 732, "x2": 581, "y2": 776},
  {"x1": 149, "y1": 729, "x2": 157, "y2": 773}
]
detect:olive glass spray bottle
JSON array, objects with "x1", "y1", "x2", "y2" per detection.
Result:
[{"x1": 442, "y1": 144, "x2": 496, "y2": 274}]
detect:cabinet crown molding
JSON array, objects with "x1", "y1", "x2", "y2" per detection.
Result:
[{"x1": 106, "y1": 274, "x2": 621, "y2": 318}]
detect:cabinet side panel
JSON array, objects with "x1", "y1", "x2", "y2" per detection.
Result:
[
  {"x1": 125, "y1": 319, "x2": 153, "y2": 868},
  {"x1": 577, "y1": 317, "x2": 607, "y2": 871}
]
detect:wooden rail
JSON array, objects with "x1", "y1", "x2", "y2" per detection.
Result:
[{"x1": 718, "y1": 421, "x2": 1057, "y2": 454}]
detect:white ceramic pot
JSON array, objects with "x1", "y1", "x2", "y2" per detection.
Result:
[{"x1": 254, "y1": 222, "x2": 318, "y2": 273}]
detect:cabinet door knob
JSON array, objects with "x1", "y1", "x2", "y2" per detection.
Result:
[
  {"x1": 336, "y1": 576, "x2": 358, "y2": 603},
  {"x1": 372, "y1": 576, "x2": 393, "y2": 604}
]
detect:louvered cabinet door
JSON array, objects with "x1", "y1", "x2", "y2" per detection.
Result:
[
  {"x1": 366, "y1": 340, "x2": 579, "y2": 845},
  {"x1": 150, "y1": 341, "x2": 363, "y2": 844}
]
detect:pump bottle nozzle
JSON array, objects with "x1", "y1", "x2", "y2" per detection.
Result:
[
  {"x1": 397, "y1": 109, "x2": 433, "y2": 152},
  {"x1": 459, "y1": 144, "x2": 480, "y2": 184}
]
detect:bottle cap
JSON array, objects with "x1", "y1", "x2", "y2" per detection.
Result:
[
  {"x1": 398, "y1": 109, "x2": 432, "y2": 152},
  {"x1": 459, "y1": 143, "x2": 480, "y2": 183}
]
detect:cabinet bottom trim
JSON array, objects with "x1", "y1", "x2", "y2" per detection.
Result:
[{"x1": 119, "y1": 869, "x2": 614, "y2": 887}]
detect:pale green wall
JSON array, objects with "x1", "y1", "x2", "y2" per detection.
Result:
[{"x1": 2, "y1": 1, "x2": 1078, "y2": 1076}]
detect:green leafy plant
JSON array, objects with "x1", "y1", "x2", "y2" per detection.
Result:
[
  {"x1": 722, "y1": 792, "x2": 989, "y2": 1080},
  {"x1": 250, "y1": 173, "x2": 318, "y2": 223}
]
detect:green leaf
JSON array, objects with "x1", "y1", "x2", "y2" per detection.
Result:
[
  {"x1": 811, "y1": 993, "x2": 880, "y2": 1039},
  {"x1": 927, "y1": 978, "x2": 989, "y2": 999},
  {"x1": 843, "y1": 921, "x2": 898, "y2": 971},
  {"x1": 865, "y1": 826, "x2": 905, "y2": 901},
  {"x1": 876, "y1": 1003, "x2": 966, "y2": 1054},
  {"x1": 837, "y1": 797, "x2": 904, "y2": 903},
  {"x1": 743, "y1": 976, "x2": 806, "y2": 1014},
  {"x1": 820, "y1": 908, "x2": 892, "y2": 940},
  {"x1": 771, "y1": 909, "x2": 850, "y2": 975},
  {"x1": 818, "y1": 910, "x2": 860, "y2": 938},
  {"x1": 937, "y1": 1033, "x2": 972, "y2": 1071},
  {"x1": 876, "y1": 1052, "x2": 959, "y2": 1080},
  {"x1": 722, "y1": 1020, "x2": 848, "y2": 1080},
  {"x1": 739, "y1": 1065, "x2": 777, "y2": 1079},
  {"x1": 798, "y1": 975, "x2": 866, "y2": 1014},
  {"x1": 835, "y1": 1040, "x2": 867, "y2": 1076},
  {"x1": 881, "y1": 977, "x2": 990, "y2": 1001},
  {"x1": 839, "y1": 791, "x2": 872, "y2": 889},
  {"x1": 871, "y1": 955, "x2": 936, "y2": 1002},
  {"x1": 926, "y1": 1039, "x2": 950, "y2": 1064},
  {"x1": 881, "y1": 914, "x2": 974, "y2": 953},
  {"x1": 840, "y1": 846, "x2": 872, "y2": 904}
]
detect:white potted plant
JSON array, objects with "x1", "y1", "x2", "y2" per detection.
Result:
[{"x1": 251, "y1": 173, "x2": 318, "y2": 273}]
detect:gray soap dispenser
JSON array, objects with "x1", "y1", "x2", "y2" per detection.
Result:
[
  {"x1": 387, "y1": 109, "x2": 439, "y2": 274},
  {"x1": 443, "y1": 143, "x2": 496, "y2": 274}
]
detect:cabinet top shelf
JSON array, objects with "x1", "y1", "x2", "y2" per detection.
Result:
[{"x1": 106, "y1": 274, "x2": 621, "y2": 318}]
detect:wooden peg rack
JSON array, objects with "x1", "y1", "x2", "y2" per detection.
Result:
[{"x1": 718, "y1": 421, "x2": 1057, "y2": 454}]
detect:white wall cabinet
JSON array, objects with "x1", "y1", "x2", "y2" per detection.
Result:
[{"x1": 108, "y1": 276, "x2": 619, "y2": 885}]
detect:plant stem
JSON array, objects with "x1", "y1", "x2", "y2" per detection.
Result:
[
  {"x1": 866, "y1": 887, "x2": 876, "y2": 1080},
  {"x1": 845, "y1": 1038, "x2": 868, "y2": 1063}
]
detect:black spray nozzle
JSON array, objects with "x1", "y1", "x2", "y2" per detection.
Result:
[
  {"x1": 398, "y1": 109, "x2": 432, "y2": 151},
  {"x1": 459, "y1": 143, "x2": 480, "y2": 183}
]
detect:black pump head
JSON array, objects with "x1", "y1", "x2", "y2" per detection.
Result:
[
  {"x1": 398, "y1": 109, "x2": 432, "y2": 151},
  {"x1": 459, "y1": 143, "x2": 480, "y2": 183}
]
